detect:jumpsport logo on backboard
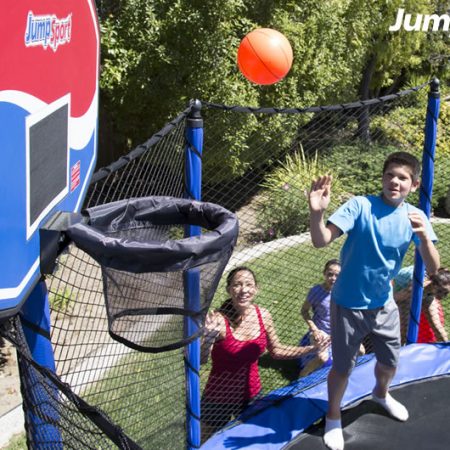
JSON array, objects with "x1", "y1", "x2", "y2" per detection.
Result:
[{"x1": 24, "y1": 11, "x2": 72, "y2": 51}]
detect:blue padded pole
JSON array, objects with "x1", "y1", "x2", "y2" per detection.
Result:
[
  {"x1": 407, "y1": 78, "x2": 440, "y2": 344},
  {"x1": 21, "y1": 280, "x2": 62, "y2": 447},
  {"x1": 184, "y1": 99, "x2": 203, "y2": 450}
]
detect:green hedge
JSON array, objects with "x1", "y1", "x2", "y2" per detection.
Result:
[{"x1": 256, "y1": 143, "x2": 414, "y2": 240}]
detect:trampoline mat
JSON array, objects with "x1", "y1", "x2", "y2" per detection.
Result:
[{"x1": 286, "y1": 376, "x2": 450, "y2": 450}]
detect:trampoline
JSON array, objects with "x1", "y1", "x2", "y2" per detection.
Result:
[{"x1": 200, "y1": 343, "x2": 450, "y2": 450}]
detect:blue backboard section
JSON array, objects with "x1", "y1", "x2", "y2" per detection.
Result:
[
  {"x1": 0, "y1": 101, "x2": 37, "y2": 310},
  {"x1": 0, "y1": 96, "x2": 98, "y2": 313}
]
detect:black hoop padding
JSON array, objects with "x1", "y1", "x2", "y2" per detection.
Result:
[{"x1": 66, "y1": 196, "x2": 239, "y2": 273}]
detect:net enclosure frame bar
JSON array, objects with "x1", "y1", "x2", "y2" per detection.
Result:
[{"x1": 408, "y1": 78, "x2": 441, "y2": 344}]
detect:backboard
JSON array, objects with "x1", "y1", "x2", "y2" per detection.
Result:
[{"x1": 0, "y1": 1, "x2": 99, "y2": 316}]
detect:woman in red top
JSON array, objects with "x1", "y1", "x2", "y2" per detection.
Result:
[{"x1": 200, "y1": 266, "x2": 329, "y2": 441}]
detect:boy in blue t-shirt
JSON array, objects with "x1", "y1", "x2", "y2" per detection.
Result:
[{"x1": 308, "y1": 151, "x2": 440, "y2": 450}]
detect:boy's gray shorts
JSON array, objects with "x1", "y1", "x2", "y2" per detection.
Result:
[{"x1": 330, "y1": 299, "x2": 401, "y2": 375}]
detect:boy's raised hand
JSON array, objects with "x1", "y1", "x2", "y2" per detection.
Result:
[{"x1": 308, "y1": 175, "x2": 333, "y2": 213}]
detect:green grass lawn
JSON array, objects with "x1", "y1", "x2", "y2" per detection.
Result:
[
  {"x1": 81, "y1": 349, "x2": 186, "y2": 449},
  {"x1": 3, "y1": 433, "x2": 26, "y2": 450}
]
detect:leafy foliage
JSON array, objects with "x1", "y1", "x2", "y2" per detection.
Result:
[
  {"x1": 343, "y1": 0, "x2": 443, "y2": 91},
  {"x1": 98, "y1": 1, "x2": 450, "y2": 182},
  {"x1": 3, "y1": 433, "x2": 26, "y2": 450},
  {"x1": 49, "y1": 288, "x2": 75, "y2": 313},
  {"x1": 255, "y1": 136, "x2": 445, "y2": 241},
  {"x1": 256, "y1": 149, "x2": 349, "y2": 240},
  {"x1": 325, "y1": 143, "x2": 401, "y2": 197}
]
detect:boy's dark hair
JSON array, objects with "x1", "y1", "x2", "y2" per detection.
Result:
[{"x1": 383, "y1": 152, "x2": 421, "y2": 182}]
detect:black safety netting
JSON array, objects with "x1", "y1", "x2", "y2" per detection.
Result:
[
  {"x1": 4, "y1": 108, "x2": 197, "y2": 450},
  {"x1": 2, "y1": 81, "x2": 450, "y2": 449},
  {"x1": 197, "y1": 82, "x2": 450, "y2": 440},
  {"x1": 1, "y1": 315, "x2": 142, "y2": 450}
]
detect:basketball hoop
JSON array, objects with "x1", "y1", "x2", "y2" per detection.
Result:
[{"x1": 66, "y1": 196, "x2": 239, "y2": 352}]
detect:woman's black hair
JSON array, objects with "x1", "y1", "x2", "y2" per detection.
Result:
[
  {"x1": 323, "y1": 259, "x2": 340, "y2": 273},
  {"x1": 429, "y1": 267, "x2": 450, "y2": 293},
  {"x1": 225, "y1": 266, "x2": 258, "y2": 288}
]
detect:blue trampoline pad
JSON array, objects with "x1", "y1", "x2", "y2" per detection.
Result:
[{"x1": 200, "y1": 344, "x2": 450, "y2": 450}]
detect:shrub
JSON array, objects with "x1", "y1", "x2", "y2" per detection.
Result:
[
  {"x1": 49, "y1": 287, "x2": 75, "y2": 313},
  {"x1": 256, "y1": 148, "x2": 349, "y2": 240},
  {"x1": 255, "y1": 141, "x2": 429, "y2": 241},
  {"x1": 433, "y1": 151, "x2": 450, "y2": 216}
]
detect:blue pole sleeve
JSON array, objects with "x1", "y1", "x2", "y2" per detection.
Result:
[
  {"x1": 407, "y1": 78, "x2": 440, "y2": 344},
  {"x1": 184, "y1": 100, "x2": 203, "y2": 450},
  {"x1": 21, "y1": 280, "x2": 62, "y2": 447}
]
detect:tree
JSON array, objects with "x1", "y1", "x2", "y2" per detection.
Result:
[{"x1": 97, "y1": 0, "x2": 450, "y2": 178}]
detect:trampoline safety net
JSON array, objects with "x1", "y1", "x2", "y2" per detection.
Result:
[{"x1": 2, "y1": 82, "x2": 450, "y2": 450}]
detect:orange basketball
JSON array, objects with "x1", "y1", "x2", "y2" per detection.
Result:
[{"x1": 237, "y1": 28, "x2": 293, "y2": 85}]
